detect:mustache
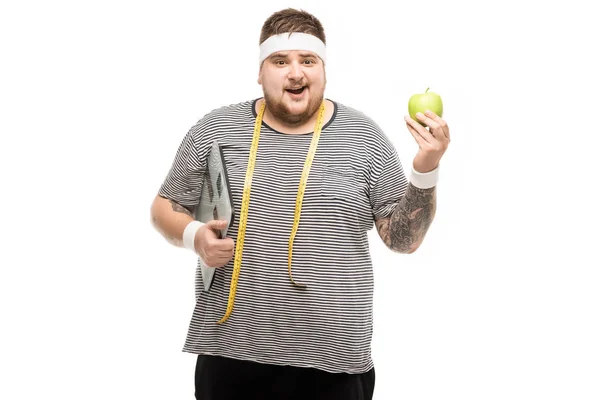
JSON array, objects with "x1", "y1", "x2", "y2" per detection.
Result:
[{"x1": 285, "y1": 81, "x2": 307, "y2": 89}]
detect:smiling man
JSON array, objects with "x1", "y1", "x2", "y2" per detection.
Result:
[
  {"x1": 150, "y1": 7, "x2": 450, "y2": 400},
  {"x1": 257, "y1": 32, "x2": 330, "y2": 132}
]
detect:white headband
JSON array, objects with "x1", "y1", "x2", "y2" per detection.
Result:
[{"x1": 259, "y1": 32, "x2": 326, "y2": 66}]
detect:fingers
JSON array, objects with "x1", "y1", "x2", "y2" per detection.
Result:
[
  {"x1": 205, "y1": 220, "x2": 233, "y2": 246},
  {"x1": 201, "y1": 243, "x2": 235, "y2": 268},
  {"x1": 405, "y1": 121, "x2": 430, "y2": 148},
  {"x1": 211, "y1": 236, "x2": 234, "y2": 251},
  {"x1": 414, "y1": 112, "x2": 444, "y2": 141},
  {"x1": 405, "y1": 115, "x2": 433, "y2": 144},
  {"x1": 208, "y1": 235, "x2": 234, "y2": 261},
  {"x1": 212, "y1": 245, "x2": 234, "y2": 256},
  {"x1": 214, "y1": 251, "x2": 235, "y2": 265},
  {"x1": 206, "y1": 219, "x2": 229, "y2": 230},
  {"x1": 421, "y1": 110, "x2": 450, "y2": 140},
  {"x1": 197, "y1": 220, "x2": 235, "y2": 267}
]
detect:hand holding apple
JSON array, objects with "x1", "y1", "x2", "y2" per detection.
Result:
[
  {"x1": 408, "y1": 88, "x2": 443, "y2": 127},
  {"x1": 404, "y1": 90, "x2": 450, "y2": 173}
]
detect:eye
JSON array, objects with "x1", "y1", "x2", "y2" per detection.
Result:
[
  {"x1": 303, "y1": 59, "x2": 316, "y2": 65},
  {"x1": 274, "y1": 60, "x2": 286, "y2": 65}
]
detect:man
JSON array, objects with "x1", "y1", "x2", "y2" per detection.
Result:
[{"x1": 150, "y1": 8, "x2": 450, "y2": 400}]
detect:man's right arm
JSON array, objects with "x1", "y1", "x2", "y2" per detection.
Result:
[{"x1": 150, "y1": 194, "x2": 196, "y2": 248}]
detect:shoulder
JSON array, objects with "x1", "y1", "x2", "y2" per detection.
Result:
[
  {"x1": 186, "y1": 99, "x2": 255, "y2": 144},
  {"x1": 193, "y1": 99, "x2": 254, "y2": 130}
]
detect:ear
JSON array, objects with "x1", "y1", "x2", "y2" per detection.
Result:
[{"x1": 257, "y1": 67, "x2": 262, "y2": 85}]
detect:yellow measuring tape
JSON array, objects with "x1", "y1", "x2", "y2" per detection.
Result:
[{"x1": 216, "y1": 99, "x2": 326, "y2": 324}]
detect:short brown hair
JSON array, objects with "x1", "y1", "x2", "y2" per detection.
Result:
[{"x1": 259, "y1": 8, "x2": 326, "y2": 45}]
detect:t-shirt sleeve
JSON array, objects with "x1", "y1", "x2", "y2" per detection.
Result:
[
  {"x1": 369, "y1": 147, "x2": 409, "y2": 219},
  {"x1": 157, "y1": 127, "x2": 207, "y2": 208}
]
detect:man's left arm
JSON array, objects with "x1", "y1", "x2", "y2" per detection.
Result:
[
  {"x1": 376, "y1": 181, "x2": 436, "y2": 253},
  {"x1": 375, "y1": 109, "x2": 450, "y2": 254}
]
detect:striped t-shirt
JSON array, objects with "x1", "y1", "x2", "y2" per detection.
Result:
[{"x1": 158, "y1": 98, "x2": 408, "y2": 374}]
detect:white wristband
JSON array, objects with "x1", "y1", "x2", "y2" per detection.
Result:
[
  {"x1": 410, "y1": 166, "x2": 439, "y2": 189},
  {"x1": 183, "y1": 220, "x2": 204, "y2": 253}
]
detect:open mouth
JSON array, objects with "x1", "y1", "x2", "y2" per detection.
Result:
[{"x1": 286, "y1": 86, "x2": 306, "y2": 95}]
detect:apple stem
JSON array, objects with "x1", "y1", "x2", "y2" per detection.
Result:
[{"x1": 426, "y1": 87, "x2": 429, "y2": 93}]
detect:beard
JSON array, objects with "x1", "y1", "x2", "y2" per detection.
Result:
[{"x1": 263, "y1": 88, "x2": 324, "y2": 127}]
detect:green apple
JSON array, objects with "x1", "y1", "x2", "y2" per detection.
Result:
[{"x1": 408, "y1": 87, "x2": 443, "y2": 126}]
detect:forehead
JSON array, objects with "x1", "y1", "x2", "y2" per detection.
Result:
[{"x1": 267, "y1": 50, "x2": 319, "y2": 59}]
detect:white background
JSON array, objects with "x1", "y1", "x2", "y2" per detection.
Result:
[{"x1": 1, "y1": 0, "x2": 599, "y2": 399}]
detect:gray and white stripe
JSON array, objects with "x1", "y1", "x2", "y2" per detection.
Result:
[{"x1": 158, "y1": 98, "x2": 407, "y2": 374}]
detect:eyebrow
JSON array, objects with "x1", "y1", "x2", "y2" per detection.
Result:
[{"x1": 269, "y1": 52, "x2": 318, "y2": 59}]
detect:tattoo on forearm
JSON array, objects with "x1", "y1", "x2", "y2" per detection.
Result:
[
  {"x1": 377, "y1": 183, "x2": 436, "y2": 253},
  {"x1": 169, "y1": 200, "x2": 193, "y2": 217}
]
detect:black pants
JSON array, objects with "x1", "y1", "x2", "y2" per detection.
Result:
[{"x1": 194, "y1": 355, "x2": 375, "y2": 400}]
